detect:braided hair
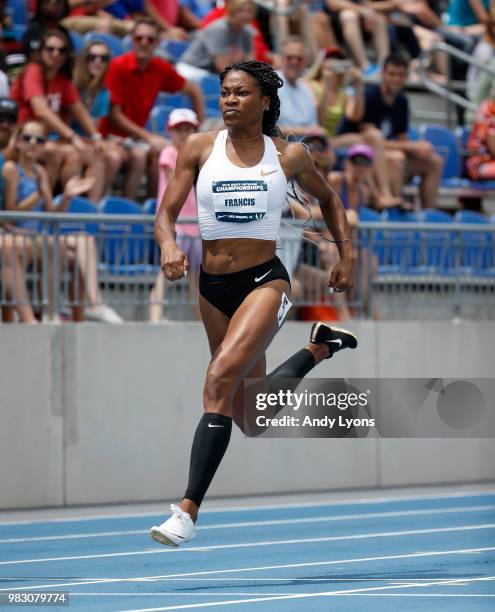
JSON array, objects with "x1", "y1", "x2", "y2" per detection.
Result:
[{"x1": 220, "y1": 61, "x2": 283, "y2": 137}]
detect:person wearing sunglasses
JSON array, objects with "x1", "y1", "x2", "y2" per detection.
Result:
[
  {"x1": 100, "y1": 16, "x2": 204, "y2": 200},
  {"x1": 1, "y1": 120, "x2": 123, "y2": 323},
  {"x1": 11, "y1": 29, "x2": 107, "y2": 201},
  {"x1": 73, "y1": 41, "x2": 126, "y2": 198}
]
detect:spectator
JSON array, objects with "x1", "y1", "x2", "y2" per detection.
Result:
[
  {"x1": 100, "y1": 16, "x2": 204, "y2": 199},
  {"x1": 467, "y1": 14, "x2": 495, "y2": 102},
  {"x1": 328, "y1": 144, "x2": 378, "y2": 318},
  {"x1": 306, "y1": 46, "x2": 364, "y2": 142},
  {"x1": 23, "y1": 0, "x2": 72, "y2": 63},
  {"x1": 323, "y1": 0, "x2": 390, "y2": 74},
  {"x1": 328, "y1": 144, "x2": 375, "y2": 216},
  {"x1": 200, "y1": 0, "x2": 272, "y2": 65},
  {"x1": 73, "y1": 40, "x2": 127, "y2": 197},
  {"x1": 447, "y1": 0, "x2": 490, "y2": 35},
  {"x1": 144, "y1": 0, "x2": 189, "y2": 40},
  {"x1": 339, "y1": 53, "x2": 443, "y2": 208},
  {"x1": 177, "y1": 0, "x2": 255, "y2": 80},
  {"x1": 0, "y1": 97, "x2": 39, "y2": 323},
  {"x1": 63, "y1": 0, "x2": 134, "y2": 37},
  {"x1": 10, "y1": 29, "x2": 106, "y2": 200},
  {"x1": 150, "y1": 108, "x2": 200, "y2": 322},
  {"x1": 276, "y1": 36, "x2": 328, "y2": 139},
  {"x1": 467, "y1": 55, "x2": 495, "y2": 124},
  {"x1": 1, "y1": 119, "x2": 123, "y2": 322},
  {"x1": 467, "y1": 89, "x2": 495, "y2": 180},
  {"x1": 309, "y1": 46, "x2": 401, "y2": 208}
]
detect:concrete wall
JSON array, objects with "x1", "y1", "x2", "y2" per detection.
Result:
[{"x1": 1, "y1": 321, "x2": 494, "y2": 509}]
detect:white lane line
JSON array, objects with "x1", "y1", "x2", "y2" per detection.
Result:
[
  {"x1": 1, "y1": 523, "x2": 494, "y2": 567},
  {"x1": 1, "y1": 490, "x2": 494, "y2": 526},
  {"x1": 3, "y1": 505, "x2": 495, "y2": 545},
  {"x1": 120, "y1": 576, "x2": 495, "y2": 611},
  {"x1": 2, "y1": 545, "x2": 494, "y2": 593}
]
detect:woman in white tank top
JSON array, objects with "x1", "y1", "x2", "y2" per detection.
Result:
[{"x1": 151, "y1": 61, "x2": 358, "y2": 547}]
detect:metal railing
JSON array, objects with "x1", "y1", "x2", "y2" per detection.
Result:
[
  {"x1": 418, "y1": 42, "x2": 495, "y2": 127},
  {"x1": 1, "y1": 213, "x2": 494, "y2": 322}
]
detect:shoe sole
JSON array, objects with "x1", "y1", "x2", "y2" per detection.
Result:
[
  {"x1": 150, "y1": 527, "x2": 180, "y2": 547},
  {"x1": 310, "y1": 322, "x2": 358, "y2": 348}
]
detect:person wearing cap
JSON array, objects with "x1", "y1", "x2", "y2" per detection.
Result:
[
  {"x1": 329, "y1": 144, "x2": 375, "y2": 222},
  {"x1": 100, "y1": 16, "x2": 204, "y2": 200},
  {"x1": 149, "y1": 108, "x2": 201, "y2": 322}
]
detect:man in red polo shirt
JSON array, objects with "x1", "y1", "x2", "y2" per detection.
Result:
[{"x1": 101, "y1": 16, "x2": 204, "y2": 199}]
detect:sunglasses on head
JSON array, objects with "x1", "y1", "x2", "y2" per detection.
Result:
[
  {"x1": 87, "y1": 53, "x2": 110, "y2": 63},
  {"x1": 43, "y1": 45, "x2": 68, "y2": 55},
  {"x1": 134, "y1": 35, "x2": 157, "y2": 44},
  {"x1": 21, "y1": 133, "x2": 46, "y2": 145}
]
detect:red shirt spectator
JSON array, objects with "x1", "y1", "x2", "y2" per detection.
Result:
[
  {"x1": 100, "y1": 51, "x2": 186, "y2": 136},
  {"x1": 10, "y1": 62, "x2": 79, "y2": 123},
  {"x1": 201, "y1": 5, "x2": 271, "y2": 64}
]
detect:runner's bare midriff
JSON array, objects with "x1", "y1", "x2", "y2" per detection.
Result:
[{"x1": 202, "y1": 238, "x2": 276, "y2": 274}]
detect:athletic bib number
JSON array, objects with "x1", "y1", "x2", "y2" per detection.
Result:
[{"x1": 212, "y1": 180, "x2": 268, "y2": 223}]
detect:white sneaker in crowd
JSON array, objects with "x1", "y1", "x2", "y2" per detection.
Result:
[
  {"x1": 85, "y1": 304, "x2": 123, "y2": 323},
  {"x1": 150, "y1": 504, "x2": 196, "y2": 547}
]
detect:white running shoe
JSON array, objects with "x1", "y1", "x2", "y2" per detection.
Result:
[
  {"x1": 150, "y1": 504, "x2": 196, "y2": 547},
  {"x1": 85, "y1": 304, "x2": 123, "y2": 323}
]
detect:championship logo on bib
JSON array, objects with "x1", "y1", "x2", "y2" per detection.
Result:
[{"x1": 212, "y1": 180, "x2": 268, "y2": 223}]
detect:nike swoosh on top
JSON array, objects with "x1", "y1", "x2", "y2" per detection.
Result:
[
  {"x1": 208, "y1": 423, "x2": 224, "y2": 428},
  {"x1": 261, "y1": 169, "x2": 278, "y2": 177},
  {"x1": 254, "y1": 269, "x2": 272, "y2": 283},
  {"x1": 329, "y1": 339, "x2": 343, "y2": 347}
]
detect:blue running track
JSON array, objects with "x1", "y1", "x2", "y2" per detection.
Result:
[{"x1": 1, "y1": 489, "x2": 494, "y2": 611}]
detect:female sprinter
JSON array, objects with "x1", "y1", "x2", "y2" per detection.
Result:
[{"x1": 151, "y1": 60, "x2": 358, "y2": 546}]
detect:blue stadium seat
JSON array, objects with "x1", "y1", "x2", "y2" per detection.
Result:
[
  {"x1": 420, "y1": 124, "x2": 463, "y2": 186},
  {"x1": 160, "y1": 39, "x2": 190, "y2": 62},
  {"x1": 98, "y1": 197, "x2": 152, "y2": 275},
  {"x1": 454, "y1": 211, "x2": 494, "y2": 274},
  {"x1": 200, "y1": 74, "x2": 220, "y2": 97},
  {"x1": 379, "y1": 208, "x2": 419, "y2": 273},
  {"x1": 53, "y1": 196, "x2": 99, "y2": 235},
  {"x1": 150, "y1": 105, "x2": 171, "y2": 134},
  {"x1": 358, "y1": 206, "x2": 384, "y2": 262},
  {"x1": 143, "y1": 198, "x2": 158, "y2": 216},
  {"x1": 408, "y1": 126, "x2": 420, "y2": 141},
  {"x1": 156, "y1": 92, "x2": 192, "y2": 108},
  {"x1": 7, "y1": 0, "x2": 28, "y2": 26},
  {"x1": 11, "y1": 23, "x2": 26, "y2": 40},
  {"x1": 416, "y1": 209, "x2": 455, "y2": 272},
  {"x1": 70, "y1": 31, "x2": 85, "y2": 54},
  {"x1": 83, "y1": 32, "x2": 123, "y2": 57}
]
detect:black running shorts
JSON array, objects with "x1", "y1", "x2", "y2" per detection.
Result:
[{"x1": 199, "y1": 256, "x2": 291, "y2": 318}]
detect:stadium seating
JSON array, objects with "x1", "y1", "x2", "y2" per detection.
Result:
[
  {"x1": 453, "y1": 210, "x2": 494, "y2": 274},
  {"x1": 83, "y1": 32, "x2": 124, "y2": 57},
  {"x1": 53, "y1": 195, "x2": 99, "y2": 235},
  {"x1": 420, "y1": 123, "x2": 468, "y2": 188},
  {"x1": 143, "y1": 199, "x2": 157, "y2": 216},
  {"x1": 7, "y1": 0, "x2": 28, "y2": 26},
  {"x1": 149, "y1": 105, "x2": 171, "y2": 134},
  {"x1": 416, "y1": 209, "x2": 455, "y2": 272},
  {"x1": 70, "y1": 31, "x2": 85, "y2": 54},
  {"x1": 159, "y1": 39, "x2": 190, "y2": 62},
  {"x1": 379, "y1": 208, "x2": 420, "y2": 273},
  {"x1": 98, "y1": 197, "x2": 152, "y2": 275}
]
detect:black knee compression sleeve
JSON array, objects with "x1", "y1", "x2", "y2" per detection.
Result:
[{"x1": 184, "y1": 413, "x2": 232, "y2": 507}]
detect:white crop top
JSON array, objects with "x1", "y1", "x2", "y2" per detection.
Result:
[{"x1": 196, "y1": 130, "x2": 288, "y2": 240}]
